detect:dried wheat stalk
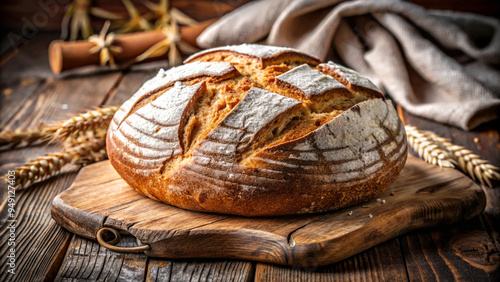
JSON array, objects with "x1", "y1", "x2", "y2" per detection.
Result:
[
  {"x1": 0, "y1": 128, "x2": 51, "y2": 147},
  {"x1": 76, "y1": 146, "x2": 108, "y2": 165},
  {"x1": 0, "y1": 106, "x2": 117, "y2": 147},
  {"x1": 2, "y1": 106, "x2": 114, "y2": 188},
  {"x1": 61, "y1": 0, "x2": 121, "y2": 40},
  {"x1": 48, "y1": 106, "x2": 118, "y2": 142},
  {"x1": 6, "y1": 137, "x2": 106, "y2": 188},
  {"x1": 405, "y1": 125, "x2": 456, "y2": 168},
  {"x1": 405, "y1": 125, "x2": 500, "y2": 188},
  {"x1": 424, "y1": 130, "x2": 500, "y2": 188},
  {"x1": 66, "y1": 133, "x2": 108, "y2": 165}
]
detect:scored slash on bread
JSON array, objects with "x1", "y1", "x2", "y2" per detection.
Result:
[
  {"x1": 318, "y1": 63, "x2": 384, "y2": 100},
  {"x1": 199, "y1": 87, "x2": 303, "y2": 155},
  {"x1": 110, "y1": 62, "x2": 239, "y2": 133},
  {"x1": 107, "y1": 44, "x2": 407, "y2": 216}
]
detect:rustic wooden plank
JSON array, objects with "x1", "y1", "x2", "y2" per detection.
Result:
[
  {"x1": 255, "y1": 239, "x2": 408, "y2": 281},
  {"x1": 402, "y1": 113, "x2": 500, "y2": 226},
  {"x1": 0, "y1": 33, "x2": 55, "y2": 81},
  {"x1": 146, "y1": 259, "x2": 254, "y2": 282},
  {"x1": 0, "y1": 173, "x2": 76, "y2": 281},
  {"x1": 446, "y1": 120, "x2": 500, "y2": 253},
  {"x1": 55, "y1": 235, "x2": 148, "y2": 281},
  {"x1": 0, "y1": 77, "x2": 41, "y2": 130},
  {"x1": 3, "y1": 72, "x2": 121, "y2": 131},
  {"x1": 60, "y1": 252, "x2": 254, "y2": 282},
  {"x1": 400, "y1": 111, "x2": 500, "y2": 280},
  {"x1": 0, "y1": 33, "x2": 59, "y2": 129},
  {"x1": 401, "y1": 220, "x2": 500, "y2": 281},
  {"x1": 0, "y1": 39, "x2": 123, "y2": 280},
  {"x1": 483, "y1": 186, "x2": 500, "y2": 252}
]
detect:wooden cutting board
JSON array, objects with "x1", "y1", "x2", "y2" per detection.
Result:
[{"x1": 51, "y1": 155, "x2": 486, "y2": 266}]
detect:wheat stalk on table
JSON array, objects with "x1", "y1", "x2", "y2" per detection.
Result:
[
  {"x1": 7, "y1": 137, "x2": 106, "y2": 188},
  {"x1": 2, "y1": 106, "x2": 116, "y2": 188},
  {"x1": 48, "y1": 105, "x2": 118, "y2": 142},
  {"x1": 0, "y1": 128, "x2": 51, "y2": 147},
  {"x1": 405, "y1": 125, "x2": 456, "y2": 168},
  {"x1": 405, "y1": 125, "x2": 500, "y2": 188},
  {"x1": 0, "y1": 106, "x2": 118, "y2": 147}
]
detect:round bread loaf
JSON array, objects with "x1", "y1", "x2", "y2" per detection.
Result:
[{"x1": 107, "y1": 44, "x2": 407, "y2": 216}]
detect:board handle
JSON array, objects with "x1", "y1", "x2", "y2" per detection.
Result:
[{"x1": 97, "y1": 227, "x2": 150, "y2": 253}]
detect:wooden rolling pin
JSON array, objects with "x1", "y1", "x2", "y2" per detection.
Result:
[{"x1": 49, "y1": 19, "x2": 216, "y2": 74}]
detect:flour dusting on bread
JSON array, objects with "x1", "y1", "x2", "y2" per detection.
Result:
[{"x1": 107, "y1": 44, "x2": 407, "y2": 216}]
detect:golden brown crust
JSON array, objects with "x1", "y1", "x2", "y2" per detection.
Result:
[
  {"x1": 107, "y1": 44, "x2": 407, "y2": 216},
  {"x1": 184, "y1": 44, "x2": 321, "y2": 69}
]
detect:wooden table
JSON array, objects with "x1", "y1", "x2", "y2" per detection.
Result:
[{"x1": 1, "y1": 33, "x2": 499, "y2": 281}]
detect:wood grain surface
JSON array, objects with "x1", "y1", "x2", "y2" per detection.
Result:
[
  {"x1": 51, "y1": 155, "x2": 486, "y2": 266},
  {"x1": 255, "y1": 239, "x2": 409, "y2": 281},
  {"x1": 397, "y1": 111, "x2": 500, "y2": 281}
]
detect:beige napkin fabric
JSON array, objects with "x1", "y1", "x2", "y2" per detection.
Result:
[{"x1": 197, "y1": 0, "x2": 500, "y2": 130}]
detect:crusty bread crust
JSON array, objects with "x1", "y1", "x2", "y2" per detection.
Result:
[{"x1": 107, "y1": 44, "x2": 407, "y2": 216}]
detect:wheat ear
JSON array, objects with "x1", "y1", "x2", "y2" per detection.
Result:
[
  {"x1": 423, "y1": 131, "x2": 500, "y2": 188},
  {"x1": 0, "y1": 128, "x2": 51, "y2": 147},
  {"x1": 405, "y1": 125, "x2": 500, "y2": 188},
  {"x1": 0, "y1": 106, "x2": 117, "y2": 147},
  {"x1": 405, "y1": 125, "x2": 457, "y2": 168},
  {"x1": 66, "y1": 134, "x2": 108, "y2": 165},
  {"x1": 5, "y1": 138, "x2": 106, "y2": 188},
  {"x1": 49, "y1": 106, "x2": 118, "y2": 141}
]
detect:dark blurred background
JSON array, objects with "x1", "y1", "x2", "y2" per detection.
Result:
[
  {"x1": 0, "y1": 0, "x2": 498, "y2": 31},
  {"x1": 0, "y1": 0, "x2": 498, "y2": 56}
]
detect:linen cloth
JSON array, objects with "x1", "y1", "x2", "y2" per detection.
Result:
[{"x1": 197, "y1": 0, "x2": 500, "y2": 130}]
